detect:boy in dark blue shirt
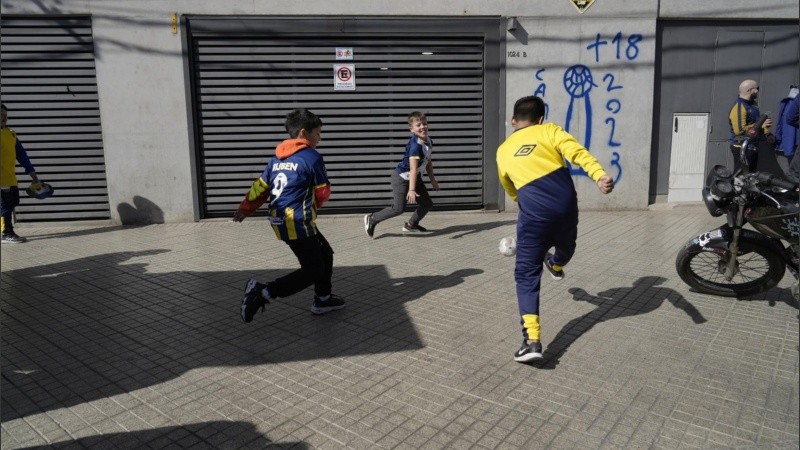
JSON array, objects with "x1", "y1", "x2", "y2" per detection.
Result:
[
  {"x1": 364, "y1": 111, "x2": 440, "y2": 238},
  {"x1": 234, "y1": 109, "x2": 344, "y2": 322}
]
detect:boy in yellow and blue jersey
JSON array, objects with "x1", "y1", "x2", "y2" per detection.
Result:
[
  {"x1": 496, "y1": 96, "x2": 614, "y2": 363},
  {"x1": 234, "y1": 109, "x2": 344, "y2": 322},
  {"x1": 1, "y1": 103, "x2": 40, "y2": 244}
]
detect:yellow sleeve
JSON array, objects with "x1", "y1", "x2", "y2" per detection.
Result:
[
  {"x1": 238, "y1": 177, "x2": 270, "y2": 215},
  {"x1": 729, "y1": 103, "x2": 751, "y2": 136},
  {"x1": 247, "y1": 177, "x2": 269, "y2": 201},
  {"x1": 497, "y1": 167, "x2": 518, "y2": 202},
  {"x1": 551, "y1": 126, "x2": 607, "y2": 182}
]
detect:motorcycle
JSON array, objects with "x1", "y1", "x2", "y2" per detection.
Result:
[{"x1": 675, "y1": 115, "x2": 800, "y2": 299}]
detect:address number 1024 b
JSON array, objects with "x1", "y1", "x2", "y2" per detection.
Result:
[{"x1": 508, "y1": 51, "x2": 527, "y2": 58}]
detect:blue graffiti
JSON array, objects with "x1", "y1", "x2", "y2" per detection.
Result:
[
  {"x1": 605, "y1": 99, "x2": 621, "y2": 114},
  {"x1": 563, "y1": 64, "x2": 597, "y2": 176},
  {"x1": 591, "y1": 32, "x2": 643, "y2": 62},
  {"x1": 563, "y1": 64, "x2": 596, "y2": 149},
  {"x1": 533, "y1": 68, "x2": 549, "y2": 118},
  {"x1": 610, "y1": 151, "x2": 622, "y2": 183},
  {"x1": 602, "y1": 73, "x2": 623, "y2": 91},
  {"x1": 586, "y1": 34, "x2": 608, "y2": 63},
  {"x1": 605, "y1": 118, "x2": 621, "y2": 147},
  {"x1": 531, "y1": 32, "x2": 641, "y2": 183},
  {"x1": 612, "y1": 32, "x2": 643, "y2": 60}
]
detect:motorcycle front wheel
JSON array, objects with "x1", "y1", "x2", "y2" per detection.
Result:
[{"x1": 675, "y1": 235, "x2": 786, "y2": 297}]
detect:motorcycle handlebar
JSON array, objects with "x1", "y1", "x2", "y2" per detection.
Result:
[{"x1": 755, "y1": 172, "x2": 798, "y2": 191}]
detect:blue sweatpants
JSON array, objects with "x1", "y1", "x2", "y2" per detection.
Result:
[{"x1": 514, "y1": 212, "x2": 578, "y2": 342}]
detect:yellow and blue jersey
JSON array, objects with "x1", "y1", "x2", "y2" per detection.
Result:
[
  {"x1": 256, "y1": 141, "x2": 329, "y2": 241},
  {"x1": 728, "y1": 97, "x2": 760, "y2": 143},
  {"x1": 395, "y1": 135, "x2": 432, "y2": 180},
  {"x1": 496, "y1": 122, "x2": 606, "y2": 220},
  {"x1": 1, "y1": 127, "x2": 35, "y2": 187}
]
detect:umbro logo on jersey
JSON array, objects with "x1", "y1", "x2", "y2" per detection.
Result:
[{"x1": 514, "y1": 145, "x2": 537, "y2": 156}]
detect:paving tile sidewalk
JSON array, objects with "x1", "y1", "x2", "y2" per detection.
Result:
[{"x1": 1, "y1": 208, "x2": 798, "y2": 449}]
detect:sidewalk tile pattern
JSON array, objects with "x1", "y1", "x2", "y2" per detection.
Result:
[{"x1": 1, "y1": 208, "x2": 797, "y2": 449}]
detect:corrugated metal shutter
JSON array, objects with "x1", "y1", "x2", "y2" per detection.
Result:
[
  {"x1": 0, "y1": 16, "x2": 109, "y2": 221},
  {"x1": 187, "y1": 18, "x2": 497, "y2": 218}
]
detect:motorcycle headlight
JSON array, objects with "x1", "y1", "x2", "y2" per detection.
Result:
[
  {"x1": 710, "y1": 179, "x2": 734, "y2": 199},
  {"x1": 702, "y1": 187, "x2": 726, "y2": 217},
  {"x1": 702, "y1": 165, "x2": 734, "y2": 217}
]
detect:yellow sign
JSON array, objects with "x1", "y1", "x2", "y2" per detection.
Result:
[{"x1": 570, "y1": 0, "x2": 596, "y2": 13}]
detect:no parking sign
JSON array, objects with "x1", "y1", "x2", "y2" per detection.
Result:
[{"x1": 334, "y1": 64, "x2": 356, "y2": 91}]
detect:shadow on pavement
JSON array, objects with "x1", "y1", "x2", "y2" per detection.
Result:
[
  {"x1": 530, "y1": 276, "x2": 707, "y2": 369},
  {"x1": 1, "y1": 250, "x2": 482, "y2": 421},
  {"x1": 20, "y1": 195, "x2": 165, "y2": 242},
  {"x1": 19, "y1": 421, "x2": 307, "y2": 449},
  {"x1": 373, "y1": 219, "x2": 516, "y2": 240},
  {"x1": 747, "y1": 286, "x2": 799, "y2": 310},
  {"x1": 22, "y1": 225, "x2": 126, "y2": 242}
]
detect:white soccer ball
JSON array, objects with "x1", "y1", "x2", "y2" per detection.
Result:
[{"x1": 499, "y1": 237, "x2": 516, "y2": 256}]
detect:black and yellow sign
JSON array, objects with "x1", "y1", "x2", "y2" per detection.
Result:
[{"x1": 570, "y1": 0, "x2": 596, "y2": 13}]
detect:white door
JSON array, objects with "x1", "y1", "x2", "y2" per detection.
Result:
[{"x1": 668, "y1": 113, "x2": 709, "y2": 202}]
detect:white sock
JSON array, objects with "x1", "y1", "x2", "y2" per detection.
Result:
[
  {"x1": 318, "y1": 294, "x2": 331, "y2": 301},
  {"x1": 261, "y1": 287, "x2": 272, "y2": 300}
]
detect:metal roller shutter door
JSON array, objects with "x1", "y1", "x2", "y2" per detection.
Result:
[
  {"x1": 0, "y1": 16, "x2": 109, "y2": 222},
  {"x1": 187, "y1": 17, "x2": 501, "y2": 218}
]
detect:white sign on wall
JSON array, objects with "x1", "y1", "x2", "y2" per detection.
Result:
[
  {"x1": 334, "y1": 64, "x2": 356, "y2": 91},
  {"x1": 335, "y1": 47, "x2": 353, "y2": 60}
]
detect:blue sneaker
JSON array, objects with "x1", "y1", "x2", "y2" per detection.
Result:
[
  {"x1": 241, "y1": 278, "x2": 268, "y2": 323},
  {"x1": 311, "y1": 294, "x2": 346, "y2": 315}
]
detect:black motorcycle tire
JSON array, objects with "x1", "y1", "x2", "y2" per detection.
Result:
[{"x1": 675, "y1": 233, "x2": 786, "y2": 297}]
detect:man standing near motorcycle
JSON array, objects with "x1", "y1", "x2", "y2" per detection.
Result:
[{"x1": 728, "y1": 79, "x2": 773, "y2": 171}]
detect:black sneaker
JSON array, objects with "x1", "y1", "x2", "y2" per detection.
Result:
[
  {"x1": 311, "y1": 294, "x2": 346, "y2": 315},
  {"x1": 241, "y1": 278, "x2": 268, "y2": 323},
  {"x1": 364, "y1": 214, "x2": 376, "y2": 238},
  {"x1": 514, "y1": 340, "x2": 544, "y2": 363},
  {"x1": 1, "y1": 233, "x2": 26, "y2": 244},
  {"x1": 402, "y1": 222, "x2": 428, "y2": 232},
  {"x1": 544, "y1": 252, "x2": 565, "y2": 281}
]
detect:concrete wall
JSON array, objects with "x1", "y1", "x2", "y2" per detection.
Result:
[
  {"x1": 1, "y1": 0, "x2": 797, "y2": 221},
  {"x1": 506, "y1": 17, "x2": 656, "y2": 210},
  {"x1": 91, "y1": 14, "x2": 197, "y2": 222}
]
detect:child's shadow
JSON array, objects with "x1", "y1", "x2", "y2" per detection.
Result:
[
  {"x1": 375, "y1": 219, "x2": 516, "y2": 240},
  {"x1": 532, "y1": 276, "x2": 706, "y2": 369}
]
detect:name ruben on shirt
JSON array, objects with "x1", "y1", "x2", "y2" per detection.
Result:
[{"x1": 273, "y1": 162, "x2": 299, "y2": 171}]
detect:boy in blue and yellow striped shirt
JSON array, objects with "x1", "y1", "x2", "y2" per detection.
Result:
[{"x1": 234, "y1": 109, "x2": 344, "y2": 322}]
